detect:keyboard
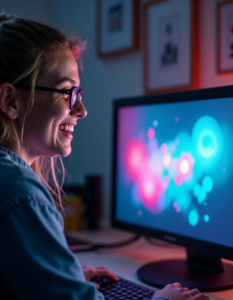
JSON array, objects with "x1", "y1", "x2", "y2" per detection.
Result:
[{"x1": 92, "y1": 277, "x2": 156, "y2": 300}]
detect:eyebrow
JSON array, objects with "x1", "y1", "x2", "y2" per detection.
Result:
[{"x1": 56, "y1": 77, "x2": 79, "y2": 86}]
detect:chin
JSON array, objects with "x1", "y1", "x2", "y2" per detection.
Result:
[{"x1": 59, "y1": 145, "x2": 72, "y2": 157}]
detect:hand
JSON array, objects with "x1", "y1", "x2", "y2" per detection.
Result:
[
  {"x1": 82, "y1": 265, "x2": 119, "y2": 289},
  {"x1": 153, "y1": 283, "x2": 209, "y2": 300}
]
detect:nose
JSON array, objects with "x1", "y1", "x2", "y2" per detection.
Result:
[{"x1": 71, "y1": 101, "x2": 87, "y2": 119}]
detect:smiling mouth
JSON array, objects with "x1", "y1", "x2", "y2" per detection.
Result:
[{"x1": 59, "y1": 124, "x2": 74, "y2": 133}]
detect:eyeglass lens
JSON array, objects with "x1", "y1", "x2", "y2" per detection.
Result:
[{"x1": 71, "y1": 87, "x2": 83, "y2": 110}]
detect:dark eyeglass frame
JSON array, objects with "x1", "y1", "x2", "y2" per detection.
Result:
[{"x1": 15, "y1": 85, "x2": 83, "y2": 110}]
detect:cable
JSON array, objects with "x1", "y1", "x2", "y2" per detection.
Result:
[
  {"x1": 93, "y1": 234, "x2": 141, "y2": 250},
  {"x1": 145, "y1": 236, "x2": 180, "y2": 248}
]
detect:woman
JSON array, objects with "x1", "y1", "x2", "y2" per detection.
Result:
[{"x1": 0, "y1": 13, "x2": 208, "y2": 300}]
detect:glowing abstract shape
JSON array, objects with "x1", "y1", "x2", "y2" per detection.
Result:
[
  {"x1": 153, "y1": 120, "x2": 158, "y2": 127},
  {"x1": 164, "y1": 176, "x2": 169, "y2": 183},
  {"x1": 193, "y1": 184, "x2": 202, "y2": 197},
  {"x1": 202, "y1": 176, "x2": 213, "y2": 193},
  {"x1": 198, "y1": 130, "x2": 217, "y2": 158},
  {"x1": 197, "y1": 189, "x2": 206, "y2": 204},
  {"x1": 192, "y1": 116, "x2": 223, "y2": 169},
  {"x1": 148, "y1": 127, "x2": 155, "y2": 139},
  {"x1": 163, "y1": 153, "x2": 172, "y2": 168},
  {"x1": 188, "y1": 209, "x2": 199, "y2": 226},
  {"x1": 177, "y1": 152, "x2": 194, "y2": 179},
  {"x1": 180, "y1": 159, "x2": 190, "y2": 175},
  {"x1": 138, "y1": 168, "x2": 164, "y2": 210},
  {"x1": 178, "y1": 193, "x2": 191, "y2": 210},
  {"x1": 173, "y1": 202, "x2": 181, "y2": 213},
  {"x1": 175, "y1": 175, "x2": 182, "y2": 186},
  {"x1": 204, "y1": 214, "x2": 209, "y2": 222},
  {"x1": 161, "y1": 144, "x2": 167, "y2": 152},
  {"x1": 204, "y1": 202, "x2": 207, "y2": 206},
  {"x1": 125, "y1": 139, "x2": 148, "y2": 177},
  {"x1": 175, "y1": 116, "x2": 179, "y2": 122}
]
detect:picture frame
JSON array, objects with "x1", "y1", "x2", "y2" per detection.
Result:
[
  {"x1": 143, "y1": 0, "x2": 199, "y2": 94},
  {"x1": 217, "y1": 0, "x2": 233, "y2": 74},
  {"x1": 97, "y1": 0, "x2": 140, "y2": 58}
]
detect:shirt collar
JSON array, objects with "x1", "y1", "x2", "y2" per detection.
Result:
[{"x1": 0, "y1": 146, "x2": 31, "y2": 170}]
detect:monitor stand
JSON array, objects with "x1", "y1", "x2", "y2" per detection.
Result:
[{"x1": 137, "y1": 249, "x2": 233, "y2": 291}]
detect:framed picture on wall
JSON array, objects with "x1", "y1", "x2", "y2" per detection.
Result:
[
  {"x1": 97, "y1": 0, "x2": 139, "y2": 58},
  {"x1": 143, "y1": 0, "x2": 199, "y2": 94},
  {"x1": 217, "y1": 0, "x2": 233, "y2": 74}
]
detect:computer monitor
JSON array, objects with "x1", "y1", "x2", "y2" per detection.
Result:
[{"x1": 111, "y1": 85, "x2": 233, "y2": 292}]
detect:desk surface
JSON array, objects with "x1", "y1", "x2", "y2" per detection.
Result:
[{"x1": 67, "y1": 227, "x2": 233, "y2": 300}]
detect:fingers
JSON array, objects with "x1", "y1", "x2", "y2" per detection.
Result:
[
  {"x1": 192, "y1": 293, "x2": 209, "y2": 300},
  {"x1": 95, "y1": 266, "x2": 119, "y2": 281},
  {"x1": 189, "y1": 288, "x2": 200, "y2": 297},
  {"x1": 171, "y1": 282, "x2": 182, "y2": 287}
]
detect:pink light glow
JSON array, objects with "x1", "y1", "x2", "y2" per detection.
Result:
[
  {"x1": 180, "y1": 159, "x2": 189, "y2": 175},
  {"x1": 175, "y1": 116, "x2": 180, "y2": 122},
  {"x1": 165, "y1": 176, "x2": 169, "y2": 183},
  {"x1": 148, "y1": 127, "x2": 155, "y2": 139},
  {"x1": 163, "y1": 153, "x2": 172, "y2": 167},
  {"x1": 177, "y1": 152, "x2": 194, "y2": 179},
  {"x1": 138, "y1": 167, "x2": 164, "y2": 210},
  {"x1": 175, "y1": 175, "x2": 182, "y2": 186},
  {"x1": 125, "y1": 139, "x2": 148, "y2": 178},
  {"x1": 161, "y1": 144, "x2": 167, "y2": 152}
]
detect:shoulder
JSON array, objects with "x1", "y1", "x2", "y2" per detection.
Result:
[{"x1": 0, "y1": 150, "x2": 55, "y2": 214}]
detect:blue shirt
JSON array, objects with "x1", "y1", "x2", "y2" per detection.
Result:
[{"x1": 0, "y1": 146, "x2": 168, "y2": 300}]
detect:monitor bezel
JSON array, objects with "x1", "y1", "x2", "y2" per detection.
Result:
[{"x1": 111, "y1": 85, "x2": 233, "y2": 261}]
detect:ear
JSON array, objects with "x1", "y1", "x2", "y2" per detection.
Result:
[{"x1": 0, "y1": 83, "x2": 18, "y2": 120}]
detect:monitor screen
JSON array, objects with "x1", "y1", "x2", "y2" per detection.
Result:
[
  {"x1": 115, "y1": 94, "x2": 233, "y2": 249},
  {"x1": 112, "y1": 86, "x2": 233, "y2": 291}
]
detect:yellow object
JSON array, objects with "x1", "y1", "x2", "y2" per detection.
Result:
[{"x1": 61, "y1": 195, "x2": 83, "y2": 231}]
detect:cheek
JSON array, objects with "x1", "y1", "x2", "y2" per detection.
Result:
[{"x1": 24, "y1": 97, "x2": 69, "y2": 137}]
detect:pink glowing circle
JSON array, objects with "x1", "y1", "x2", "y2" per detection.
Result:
[
  {"x1": 125, "y1": 139, "x2": 148, "y2": 178},
  {"x1": 161, "y1": 144, "x2": 167, "y2": 152},
  {"x1": 148, "y1": 127, "x2": 155, "y2": 139},
  {"x1": 138, "y1": 168, "x2": 164, "y2": 210},
  {"x1": 180, "y1": 159, "x2": 190, "y2": 175},
  {"x1": 175, "y1": 175, "x2": 182, "y2": 186},
  {"x1": 165, "y1": 176, "x2": 169, "y2": 183},
  {"x1": 175, "y1": 116, "x2": 179, "y2": 122},
  {"x1": 163, "y1": 153, "x2": 171, "y2": 167},
  {"x1": 177, "y1": 152, "x2": 194, "y2": 179}
]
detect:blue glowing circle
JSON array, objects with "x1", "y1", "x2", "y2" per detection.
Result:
[
  {"x1": 192, "y1": 116, "x2": 223, "y2": 170},
  {"x1": 204, "y1": 214, "x2": 210, "y2": 222},
  {"x1": 198, "y1": 130, "x2": 217, "y2": 158},
  {"x1": 188, "y1": 209, "x2": 199, "y2": 226},
  {"x1": 202, "y1": 176, "x2": 213, "y2": 193},
  {"x1": 198, "y1": 190, "x2": 206, "y2": 204},
  {"x1": 193, "y1": 184, "x2": 202, "y2": 197},
  {"x1": 178, "y1": 193, "x2": 191, "y2": 210}
]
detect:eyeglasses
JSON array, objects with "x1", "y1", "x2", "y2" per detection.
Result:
[
  {"x1": 14, "y1": 84, "x2": 83, "y2": 110},
  {"x1": 34, "y1": 86, "x2": 83, "y2": 110}
]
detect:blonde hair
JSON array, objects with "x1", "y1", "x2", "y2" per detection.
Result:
[{"x1": 0, "y1": 13, "x2": 86, "y2": 207}]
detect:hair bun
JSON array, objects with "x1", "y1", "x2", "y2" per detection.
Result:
[{"x1": 0, "y1": 13, "x2": 14, "y2": 23}]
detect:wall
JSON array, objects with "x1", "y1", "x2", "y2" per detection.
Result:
[
  {"x1": 0, "y1": 0, "x2": 52, "y2": 23},
  {"x1": 51, "y1": 0, "x2": 233, "y2": 223}
]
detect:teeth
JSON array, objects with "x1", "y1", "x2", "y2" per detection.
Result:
[{"x1": 59, "y1": 125, "x2": 74, "y2": 132}]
